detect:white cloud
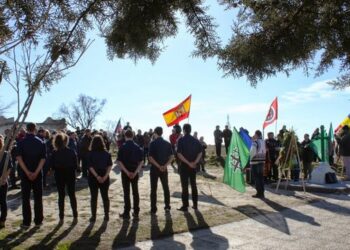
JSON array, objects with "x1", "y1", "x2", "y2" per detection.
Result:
[{"x1": 282, "y1": 79, "x2": 350, "y2": 104}]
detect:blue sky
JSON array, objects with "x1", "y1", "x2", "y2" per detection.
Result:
[{"x1": 1, "y1": 2, "x2": 349, "y2": 144}]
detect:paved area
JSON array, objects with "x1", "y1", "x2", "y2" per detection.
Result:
[
  {"x1": 121, "y1": 193, "x2": 350, "y2": 250},
  {"x1": 1, "y1": 162, "x2": 350, "y2": 249}
]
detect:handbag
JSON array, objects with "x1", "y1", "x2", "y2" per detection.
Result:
[{"x1": 325, "y1": 172, "x2": 337, "y2": 184}]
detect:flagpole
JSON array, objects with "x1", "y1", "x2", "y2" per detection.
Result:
[{"x1": 275, "y1": 120, "x2": 278, "y2": 137}]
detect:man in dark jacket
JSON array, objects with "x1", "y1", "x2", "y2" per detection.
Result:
[
  {"x1": 117, "y1": 130, "x2": 144, "y2": 219},
  {"x1": 16, "y1": 123, "x2": 46, "y2": 228},
  {"x1": 222, "y1": 125, "x2": 232, "y2": 154},
  {"x1": 177, "y1": 124, "x2": 202, "y2": 211},
  {"x1": 301, "y1": 134, "x2": 314, "y2": 179},
  {"x1": 340, "y1": 126, "x2": 350, "y2": 180},
  {"x1": 213, "y1": 126, "x2": 223, "y2": 158},
  {"x1": 265, "y1": 132, "x2": 280, "y2": 181},
  {"x1": 148, "y1": 127, "x2": 173, "y2": 214}
]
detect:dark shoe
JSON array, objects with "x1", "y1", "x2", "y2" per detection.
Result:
[
  {"x1": 119, "y1": 213, "x2": 130, "y2": 220},
  {"x1": 252, "y1": 194, "x2": 265, "y2": 199},
  {"x1": 177, "y1": 207, "x2": 188, "y2": 212},
  {"x1": 89, "y1": 216, "x2": 96, "y2": 223},
  {"x1": 34, "y1": 222, "x2": 43, "y2": 228},
  {"x1": 20, "y1": 224, "x2": 30, "y2": 230}
]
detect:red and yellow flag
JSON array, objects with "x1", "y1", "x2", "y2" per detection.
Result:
[
  {"x1": 163, "y1": 95, "x2": 191, "y2": 127},
  {"x1": 335, "y1": 114, "x2": 350, "y2": 133}
]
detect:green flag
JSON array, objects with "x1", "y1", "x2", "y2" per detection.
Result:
[
  {"x1": 223, "y1": 127, "x2": 250, "y2": 193},
  {"x1": 310, "y1": 125, "x2": 329, "y2": 163}
]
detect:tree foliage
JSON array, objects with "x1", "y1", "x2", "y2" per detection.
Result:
[
  {"x1": 218, "y1": 0, "x2": 350, "y2": 87},
  {"x1": 57, "y1": 94, "x2": 106, "y2": 130}
]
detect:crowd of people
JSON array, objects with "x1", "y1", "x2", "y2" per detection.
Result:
[
  {"x1": 0, "y1": 120, "x2": 349, "y2": 230},
  {"x1": 0, "y1": 122, "x2": 208, "y2": 229},
  {"x1": 213, "y1": 124, "x2": 349, "y2": 199}
]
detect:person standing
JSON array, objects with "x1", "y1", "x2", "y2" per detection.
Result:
[
  {"x1": 117, "y1": 130, "x2": 144, "y2": 219},
  {"x1": 340, "y1": 126, "x2": 350, "y2": 180},
  {"x1": 265, "y1": 132, "x2": 280, "y2": 182},
  {"x1": 143, "y1": 132, "x2": 151, "y2": 166},
  {"x1": 135, "y1": 130, "x2": 144, "y2": 148},
  {"x1": 213, "y1": 126, "x2": 223, "y2": 158},
  {"x1": 0, "y1": 135, "x2": 13, "y2": 228},
  {"x1": 79, "y1": 129, "x2": 92, "y2": 178},
  {"x1": 177, "y1": 124, "x2": 202, "y2": 212},
  {"x1": 88, "y1": 135, "x2": 113, "y2": 222},
  {"x1": 250, "y1": 130, "x2": 266, "y2": 199},
  {"x1": 222, "y1": 125, "x2": 232, "y2": 154},
  {"x1": 148, "y1": 127, "x2": 173, "y2": 215},
  {"x1": 301, "y1": 134, "x2": 314, "y2": 179},
  {"x1": 198, "y1": 136, "x2": 207, "y2": 172},
  {"x1": 16, "y1": 123, "x2": 46, "y2": 228},
  {"x1": 50, "y1": 133, "x2": 78, "y2": 221}
]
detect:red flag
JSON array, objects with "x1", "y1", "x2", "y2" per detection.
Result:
[
  {"x1": 114, "y1": 118, "x2": 122, "y2": 135},
  {"x1": 263, "y1": 97, "x2": 278, "y2": 129}
]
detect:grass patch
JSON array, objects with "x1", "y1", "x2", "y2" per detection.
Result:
[{"x1": 56, "y1": 241, "x2": 71, "y2": 250}]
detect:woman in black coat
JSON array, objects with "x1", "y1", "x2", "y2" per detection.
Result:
[
  {"x1": 51, "y1": 133, "x2": 78, "y2": 221},
  {"x1": 88, "y1": 135, "x2": 112, "y2": 222},
  {"x1": 0, "y1": 135, "x2": 13, "y2": 228}
]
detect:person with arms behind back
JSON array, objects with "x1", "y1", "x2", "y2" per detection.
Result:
[
  {"x1": 16, "y1": 123, "x2": 46, "y2": 229},
  {"x1": 176, "y1": 124, "x2": 202, "y2": 212},
  {"x1": 148, "y1": 127, "x2": 173, "y2": 215},
  {"x1": 117, "y1": 130, "x2": 144, "y2": 220},
  {"x1": 88, "y1": 135, "x2": 113, "y2": 222}
]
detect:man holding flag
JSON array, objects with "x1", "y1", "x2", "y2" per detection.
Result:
[{"x1": 223, "y1": 127, "x2": 250, "y2": 193}]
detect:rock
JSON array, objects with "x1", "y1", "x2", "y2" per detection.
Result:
[{"x1": 310, "y1": 162, "x2": 336, "y2": 184}]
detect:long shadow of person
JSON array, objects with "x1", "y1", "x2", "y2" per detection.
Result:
[
  {"x1": 69, "y1": 220, "x2": 96, "y2": 250},
  {"x1": 150, "y1": 213, "x2": 186, "y2": 249},
  {"x1": 184, "y1": 211, "x2": 229, "y2": 250},
  {"x1": 263, "y1": 198, "x2": 321, "y2": 226},
  {"x1": 29, "y1": 219, "x2": 78, "y2": 249},
  {"x1": 112, "y1": 219, "x2": 140, "y2": 249},
  {"x1": 1, "y1": 226, "x2": 39, "y2": 249}
]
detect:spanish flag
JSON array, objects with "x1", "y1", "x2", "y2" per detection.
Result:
[
  {"x1": 163, "y1": 95, "x2": 192, "y2": 127},
  {"x1": 335, "y1": 114, "x2": 350, "y2": 133}
]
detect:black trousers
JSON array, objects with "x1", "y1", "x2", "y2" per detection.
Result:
[
  {"x1": 303, "y1": 161, "x2": 312, "y2": 179},
  {"x1": 179, "y1": 164, "x2": 198, "y2": 208},
  {"x1": 55, "y1": 170, "x2": 77, "y2": 218},
  {"x1": 81, "y1": 155, "x2": 89, "y2": 177},
  {"x1": 121, "y1": 172, "x2": 139, "y2": 214},
  {"x1": 251, "y1": 163, "x2": 265, "y2": 196},
  {"x1": 21, "y1": 174, "x2": 43, "y2": 226},
  {"x1": 88, "y1": 175, "x2": 110, "y2": 217},
  {"x1": 0, "y1": 183, "x2": 8, "y2": 222},
  {"x1": 224, "y1": 141, "x2": 230, "y2": 154},
  {"x1": 270, "y1": 162, "x2": 279, "y2": 181},
  {"x1": 215, "y1": 143, "x2": 222, "y2": 157},
  {"x1": 9, "y1": 160, "x2": 17, "y2": 187},
  {"x1": 150, "y1": 167, "x2": 170, "y2": 213}
]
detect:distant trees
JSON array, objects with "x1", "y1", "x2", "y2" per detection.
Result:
[{"x1": 57, "y1": 94, "x2": 106, "y2": 130}]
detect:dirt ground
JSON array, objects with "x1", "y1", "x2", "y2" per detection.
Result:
[{"x1": 0, "y1": 148, "x2": 330, "y2": 250}]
